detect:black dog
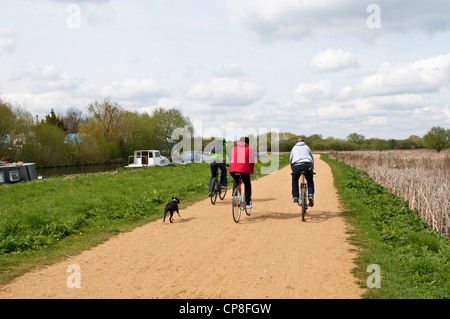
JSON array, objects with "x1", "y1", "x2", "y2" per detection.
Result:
[{"x1": 163, "y1": 197, "x2": 181, "y2": 223}]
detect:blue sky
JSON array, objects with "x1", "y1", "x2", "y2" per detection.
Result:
[{"x1": 1, "y1": 0, "x2": 450, "y2": 140}]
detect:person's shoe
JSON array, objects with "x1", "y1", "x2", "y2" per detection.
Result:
[
  {"x1": 246, "y1": 203, "x2": 252, "y2": 209},
  {"x1": 208, "y1": 192, "x2": 212, "y2": 197},
  {"x1": 308, "y1": 197, "x2": 314, "y2": 207},
  {"x1": 293, "y1": 198, "x2": 298, "y2": 204}
]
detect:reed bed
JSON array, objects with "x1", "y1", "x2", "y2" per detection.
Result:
[{"x1": 328, "y1": 149, "x2": 450, "y2": 237}]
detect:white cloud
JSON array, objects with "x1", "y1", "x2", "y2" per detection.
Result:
[
  {"x1": 314, "y1": 98, "x2": 375, "y2": 120},
  {"x1": 411, "y1": 106, "x2": 448, "y2": 126},
  {"x1": 186, "y1": 77, "x2": 264, "y2": 106},
  {"x1": 10, "y1": 62, "x2": 81, "y2": 91},
  {"x1": 336, "y1": 86, "x2": 354, "y2": 101},
  {"x1": 1, "y1": 1, "x2": 449, "y2": 141},
  {"x1": 85, "y1": 2, "x2": 118, "y2": 28},
  {"x1": 293, "y1": 80, "x2": 333, "y2": 104},
  {"x1": 3, "y1": 91, "x2": 76, "y2": 116},
  {"x1": 293, "y1": 53, "x2": 450, "y2": 134},
  {"x1": 0, "y1": 29, "x2": 14, "y2": 55},
  {"x1": 287, "y1": 51, "x2": 450, "y2": 139},
  {"x1": 132, "y1": 97, "x2": 185, "y2": 115},
  {"x1": 220, "y1": 0, "x2": 450, "y2": 41},
  {"x1": 369, "y1": 94, "x2": 430, "y2": 110},
  {"x1": 220, "y1": 0, "x2": 361, "y2": 40},
  {"x1": 309, "y1": 49, "x2": 359, "y2": 72},
  {"x1": 443, "y1": 108, "x2": 450, "y2": 123},
  {"x1": 356, "y1": 53, "x2": 450, "y2": 96},
  {"x1": 212, "y1": 64, "x2": 245, "y2": 77},
  {"x1": 101, "y1": 78, "x2": 171, "y2": 102},
  {"x1": 361, "y1": 116, "x2": 389, "y2": 127}
]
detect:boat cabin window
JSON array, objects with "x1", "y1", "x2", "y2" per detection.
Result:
[
  {"x1": 10, "y1": 170, "x2": 20, "y2": 182},
  {"x1": 148, "y1": 152, "x2": 153, "y2": 158},
  {"x1": 155, "y1": 151, "x2": 160, "y2": 157},
  {"x1": 0, "y1": 172, "x2": 4, "y2": 181},
  {"x1": 136, "y1": 152, "x2": 141, "y2": 158}
]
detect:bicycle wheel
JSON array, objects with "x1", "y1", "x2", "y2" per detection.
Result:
[
  {"x1": 300, "y1": 185, "x2": 307, "y2": 221},
  {"x1": 219, "y1": 183, "x2": 227, "y2": 200},
  {"x1": 232, "y1": 187, "x2": 241, "y2": 223},
  {"x1": 210, "y1": 177, "x2": 219, "y2": 205}
]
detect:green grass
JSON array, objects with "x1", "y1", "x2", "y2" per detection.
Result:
[
  {"x1": 0, "y1": 154, "x2": 289, "y2": 284},
  {"x1": 321, "y1": 154, "x2": 450, "y2": 299}
]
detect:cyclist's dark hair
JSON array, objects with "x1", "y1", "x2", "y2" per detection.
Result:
[{"x1": 240, "y1": 136, "x2": 249, "y2": 144}]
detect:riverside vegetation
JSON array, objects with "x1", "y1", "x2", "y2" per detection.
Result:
[
  {"x1": 322, "y1": 154, "x2": 450, "y2": 299},
  {"x1": 328, "y1": 149, "x2": 449, "y2": 238},
  {"x1": 0, "y1": 154, "x2": 288, "y2": 284}
]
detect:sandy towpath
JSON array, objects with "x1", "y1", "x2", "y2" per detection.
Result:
[{"x1": 0, "y1": 155, "x2": 364, "y2": 299}]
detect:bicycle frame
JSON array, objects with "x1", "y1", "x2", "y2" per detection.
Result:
[
  {"x1": 299, "y1": 173, "x2": 308, "y2": 221},
  {"x1": 210, "y1": 166, "x2": 227, "y2": 204},
  {"x1": 297, "y1": 170, "x2": 315, "y2": 222},
  {"x1": 235, "y1": 175, "x2": 245, "y2": 206},
  {"x1": 231, "y1": 173, "x2": 250, "y2": 223}
]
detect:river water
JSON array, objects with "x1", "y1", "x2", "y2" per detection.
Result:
[{"x1": 37, "y1": 163, "x2": 126, "y2": 177}]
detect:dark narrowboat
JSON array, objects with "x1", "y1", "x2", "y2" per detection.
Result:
[{"x1": 0, "y1": 162, "x2": 38, "y2": 184}]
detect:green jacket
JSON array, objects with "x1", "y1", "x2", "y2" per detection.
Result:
[{"x1": 210, "y1": 138, "x2": 230, "y2": 163}]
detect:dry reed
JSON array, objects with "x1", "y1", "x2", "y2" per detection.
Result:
[{"x1": 328, "y1": 149, "x2": 450, "y2": 238}]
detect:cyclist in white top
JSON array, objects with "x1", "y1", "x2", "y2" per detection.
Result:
[{"x1": 290, "y1": 138, "x2": 315, "y2": 207}]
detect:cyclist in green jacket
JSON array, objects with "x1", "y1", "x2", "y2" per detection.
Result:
[{"x1": 209, "y1": 137, "x2": 230, "y2": 196}]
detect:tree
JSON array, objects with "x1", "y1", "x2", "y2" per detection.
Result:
[
  {"x1": 41, "y1": 108, "x2": 67, "y2": 131},
  {"x1": 122, "y1": 111, "x2": 157, "y2": 157},
  {"x1": 0, "y1": 98, "x2": 16, "y2": 159},
  {"x1": 407, "y1": 135, "x2": 424, "y2": 149},
  {"x1": 372, "y1": 138, "x2": 389, "y2": 152},
  {"x1": 347, "y1": 133, "x2": 365, "y2": 145},
  {"x1": 278, "y1": 132, "x2": 298, "y2": 152},
  {"x1": 423, "y1": 126, "x2": 450, "y2": 153},
  {"x1": 78, "y1": 98, "x2": 125, "y2": 161},
  {"x1": 33, "y1": 123, "x2": 69, "y2": 166},
  {"x1": 0, "y1": 99, "x2": 34, "y2": 161},
  {"x1": 152, "y1": 107, "x2": 193, "y2": 154},
  {"x1": 63, "y1": 107, "x2": 87, "y2": 134},
  {"x1": 86, "y1": 98, "x2": 125, "y2": 143},
  {"x1": 0, "y1": 98, "x2": 15, "y2": 136}
]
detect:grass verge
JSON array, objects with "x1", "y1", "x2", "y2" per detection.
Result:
[
  {"x1": 321, "y1": 154, "x2": 450, "y2": 299},
  {"x1": 0, "y1": 154, "x2": 289, "y2": 284}
]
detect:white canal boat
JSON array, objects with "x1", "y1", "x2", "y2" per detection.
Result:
[{"x1": 124, "y1": 150, "x2": 170, "y2": 168}]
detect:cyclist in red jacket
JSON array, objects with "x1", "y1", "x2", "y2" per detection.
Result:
[{"x1": 229, "y1": 137, "x2": 255, "y2": 209}]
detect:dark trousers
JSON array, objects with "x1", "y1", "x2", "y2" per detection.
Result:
[
  {"x1": 209, "y1": 162, "x2": 227, "y2": 192},
  {"x1": 291, "y1": 164, "x2": 314, "y2": 199},
  {"x1": 230, "y1": 172, "x2": 251, "y2": 205}
]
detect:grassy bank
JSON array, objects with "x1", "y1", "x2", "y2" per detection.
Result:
[
  {"x1": 321, "y1": 154, "x2": 450, "y2": 299},
  {"x1": 0, "y1": 154, "x2": 289, "y2": 284}
]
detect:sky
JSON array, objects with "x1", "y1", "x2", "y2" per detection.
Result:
[{"x1": 1, "y1": 0, "x2": 450, "y2": 140}]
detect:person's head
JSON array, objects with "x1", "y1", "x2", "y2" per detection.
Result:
[
  {"x1": 297, "y1": 137, "x2": 304, "y2": 143},
  {"x1": 240, "y1": 136, "x2": 249, "y2": 145}
]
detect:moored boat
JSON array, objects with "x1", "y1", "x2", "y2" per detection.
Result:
[
  {"x1": 0, "y1": 161, "x2": 38, "y2": 184},
  {"x1": 124, "y1": 150, "x2": 170, "y2": 168}
]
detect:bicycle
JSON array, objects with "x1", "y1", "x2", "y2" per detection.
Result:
[
  {"x1": 231, "y1": 173, "x2": 251, "y2": 223},
  {"x1": 297, "y1": 171, "x2": 316, "y2": 221},
  {"x1": 210, "y1": 167, "x2": 227, "y2": 205}
]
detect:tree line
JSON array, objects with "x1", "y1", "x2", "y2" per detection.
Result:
[
  {"x1": 0, "y1": 97, "x2": 192, "y2": 167},
  {"x1": 1, "y1": 96, "x2": 449, "y2": 167},
  {"x1": 273, "y1": 128, "x2": 449, "y2": 153}
]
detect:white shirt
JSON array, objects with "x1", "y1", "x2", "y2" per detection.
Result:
[{"x1": 289, "y1": 142, "x2": 314, "y2": 168}]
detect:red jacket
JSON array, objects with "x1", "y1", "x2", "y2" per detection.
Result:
[{"x1": 229, "y1": 142, "x2": 255, "y2": 174}]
